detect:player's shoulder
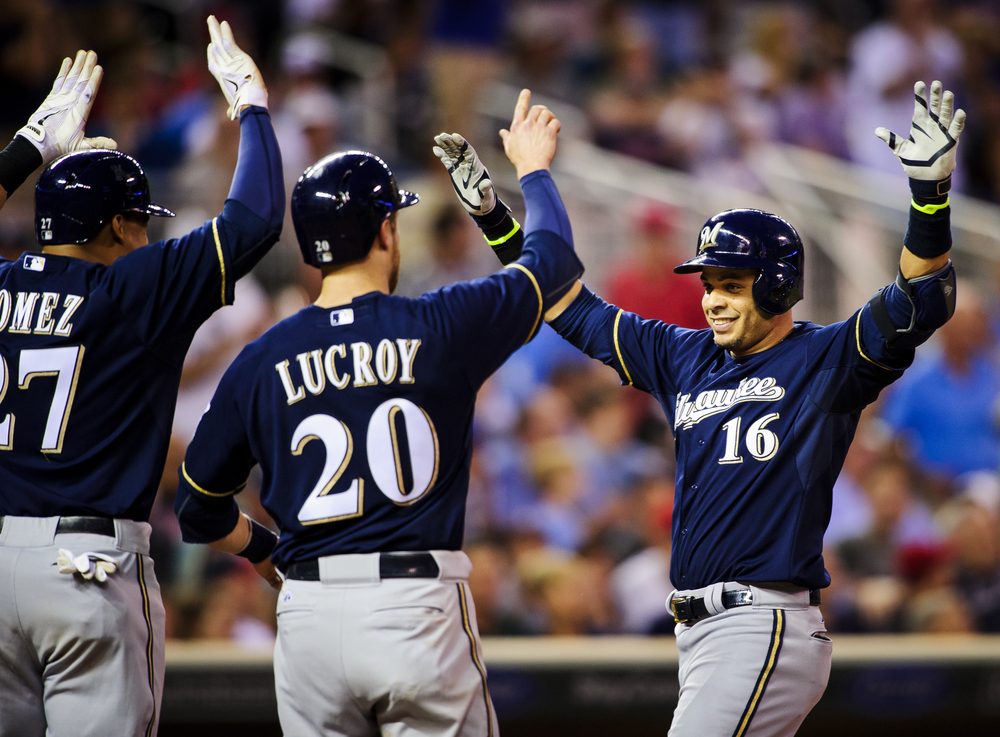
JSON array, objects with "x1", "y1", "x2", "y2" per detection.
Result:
[
  {"x1": 795, "y1": 314, "x2": 857, "y2": 343},
  {"x1": 1, "y1": 251, "x2": 102, "y2": 284},
  {"x1": 248, "y1": 306, "x2": 323, "y2": 354}
]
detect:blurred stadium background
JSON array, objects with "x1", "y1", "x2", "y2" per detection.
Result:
[{"x1": 4, "y1": 0, "x2": 1000, "y2": 733}]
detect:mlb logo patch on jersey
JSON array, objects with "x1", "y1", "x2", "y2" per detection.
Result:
[
  {"x1": 330, "y1": 308, "x2": 355, "y2": 326},
  {"x1": 24, "y1": 255, "x2": 46, "y2": 272}
]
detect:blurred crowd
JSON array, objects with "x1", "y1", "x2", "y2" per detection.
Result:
[{"x1": 3, "y1": 0, "x2": 1000, "y2": 643}]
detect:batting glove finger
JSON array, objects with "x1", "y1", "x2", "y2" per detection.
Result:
[
  {"x1": 433, "y1": 132, "x2": 496, "y2": 216},
  {"x1": 206, "y1": 14, "x2": 268, "y2": 120},
  {"x1": 875, "y1": 80, "x2": 965, "y2": 181},
  {"x1": 16, "y1": 50, "x2": 111, "y2": 164}
]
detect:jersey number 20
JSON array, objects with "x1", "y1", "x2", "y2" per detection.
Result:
[{"x1": 291, "y1": 398, "x2": 439, "y2": 525}]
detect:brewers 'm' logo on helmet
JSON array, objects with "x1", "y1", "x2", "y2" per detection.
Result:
[{"x1": 698, "y1": 221, "x2": 724, "y2": 253}]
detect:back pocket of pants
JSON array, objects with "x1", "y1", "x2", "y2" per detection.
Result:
[{"x1": 371, "y1": 605, "x2": 446, "y2": 630}]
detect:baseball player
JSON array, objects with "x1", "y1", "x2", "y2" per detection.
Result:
[
  {"x1": 0, "y1": 49, "x2": 115, "y2": 213},
  {"x1": 0, "y1": 17, "x2": 282, "y2": 737},
  {"x1": 174, "y1": 90, "x2": 582, "y2": 736},
  {"x1": 444, "y1": 81, "x2": 964, "y2": 735}
]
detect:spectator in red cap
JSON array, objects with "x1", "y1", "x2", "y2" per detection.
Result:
[{"x1": 605, "y1": 204, "x2": 706, "y2": 328}]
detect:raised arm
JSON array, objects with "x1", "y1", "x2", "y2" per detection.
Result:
[
  {"x1": 864, "y1": 80, "x2": 965, "y2": 356},
  {"x1": 419, "y1": 91, "x2": 584, "y2": 387},
  {"x1": 205, "y1": 15, "x2": 284, "y2": 279},
  {"x1": 434, "y1": 91, "x2": 583, "y2": 319},
  {"x1": 97, "y1": 16, "x2": 283, "y2": 345},
  {"x1": 0, "y1": 50, "x2": 115, "y2": 210}
]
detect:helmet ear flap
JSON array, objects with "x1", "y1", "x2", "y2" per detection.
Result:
[{"x1": 752, "y1": 269, "x2": 801, "y2": 315}]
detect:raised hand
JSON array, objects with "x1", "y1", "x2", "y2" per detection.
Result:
[
  {"x1": 499, "y1": 89, "x2": 561, "y2": 179},
  {"x1": 433, "y1": 133, "x2": 497, "y2": 216},
  {"x1": 206, "y1": 15, "x2": 268, "y2": 120},
  {"x1": 876, "y1": 80, "x2": 966, "y2": 181},
  {"x1": 17, "y1": 50, "x2": 116, "y2": 164}
]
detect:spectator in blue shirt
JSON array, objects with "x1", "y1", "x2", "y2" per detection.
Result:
[{"x1": 883, "y1": 284, "x2": 1000, "y2": 484}]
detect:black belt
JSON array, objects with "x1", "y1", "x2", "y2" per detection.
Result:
[
  {"x1": 670, "y1": 588, "x2": 821, "y2": 624},
  {"x1": 283, "y1": 552, "x2": 440, "y2": 581},
  {"x1": 0, "y1": 515, "x2": 115, "y2": 537}
]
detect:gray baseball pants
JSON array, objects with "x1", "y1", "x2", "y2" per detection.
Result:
[
  {"x1": 274, "y1": 550, "x2": 498, "y2": 737},
  {"x1": 0, "y1": 516, "x2": 164, "y2": 737},
  {"x1": 669, "y1": 583, "x2": 832, "y2": 737}
]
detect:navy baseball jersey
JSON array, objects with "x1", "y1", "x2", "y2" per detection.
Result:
[
  {"x1": 0, "y1": 107, "x2": 283, "y2": 521},
  {"x1": 177, "y1": 225, "x2": 583, "y2": 568},
  {"x1": 550, "y1": 267, "x2": 954, "y2": 591}
]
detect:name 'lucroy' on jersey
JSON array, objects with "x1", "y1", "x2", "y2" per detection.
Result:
[{"x1": 179, "y1": 229, "x2": 583, "y2": 568}]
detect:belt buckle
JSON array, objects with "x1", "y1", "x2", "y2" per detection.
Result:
[{"x1": 670, "y1": 596, "x2": 694, "y2": 624}]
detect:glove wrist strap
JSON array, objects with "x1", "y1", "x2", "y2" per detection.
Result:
[
  {"x1": 0, "y1": 135, "x2": 43, "y2": 196},
  {"x1": 909, "y1": 176, "x2": 950, "y2": 205}
]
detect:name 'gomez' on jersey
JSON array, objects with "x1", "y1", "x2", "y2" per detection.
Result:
[
  {"x1": 0, "y1": 229, "x2": 238, "y2": 519},
  {"x1": 178, "y1": 228, "x2": 583, "y2": 569},
  {"x1": 551, "y1": 286, "x2": 920, "y2": 592}
]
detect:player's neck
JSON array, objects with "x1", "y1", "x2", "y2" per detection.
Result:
[
  {"x1": 314, "y1": 265, "x2": 390, "y2": 308},
  {"x1": 728, "y1": 313, "x2": 796, "y2": 357},
  {"x1": 41, "y1": 242, "x2": 132, "y2": 266}
]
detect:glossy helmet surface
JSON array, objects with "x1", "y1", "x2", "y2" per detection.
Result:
[
  {"x1": 35, "y1": 149, "x2": 174, "y2": 245},
  {"x1": 291, "y1": 151, "x2": 419, "y2": 267},
  {"x1": 673, "y1": 208, "x2": 804, "y2": 314}
]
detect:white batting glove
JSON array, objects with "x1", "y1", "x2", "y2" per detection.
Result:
[
  {"x1": 16, "y1": 50, "x2": 117, "y2": 164},
  {"x1": 207, "y1": 15, "x2": 268, "y2": 120},
  {"x1": 876, "y1": 80, "x2": 966, "y2": 181},
  {"x1": 57, "y1": 549, "x2": 119, "y2": 583},
  {"x1": 433, "y1": 133, "x2": 496, "y2": 216}
]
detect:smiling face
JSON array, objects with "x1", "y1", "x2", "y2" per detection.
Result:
[{"x1": 700, "y1": 266, "x2": 793, "y2": 356}]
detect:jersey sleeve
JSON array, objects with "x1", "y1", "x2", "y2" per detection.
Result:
[
  {"x1": 549, "y1": 285, "x2": 695, "y2": 397},
  {"x1": 416, "y1": 229, "x2": 584, "y2": 388},
  {"x1": 99, "y1": 107, "x2": 283, "y2": 350},
  {"x1": 174, "y1": 349, "x2": 258, "y2": 543}
]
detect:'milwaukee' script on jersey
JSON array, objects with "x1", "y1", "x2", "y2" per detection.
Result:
[
  {"x1": 275, "y1": 338, "x2": 422, "y2": 403},
  {"x1": 0, "y1": 290, "x2": 85, "y2": 336},
  {"x1": 674, "y1": 376, "x2": 785, "y2": 430}
]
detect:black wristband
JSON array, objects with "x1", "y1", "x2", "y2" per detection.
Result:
[
  {"x1": 237, "y1": 519, "x2": 278, "y2": 564},
  {"x1": 472, "y1": 196, "x2": 523, "y2": 266},
  {"x1": 0, "y1": 135, "x2": 43, "y2": 196},
  {"x1": 904, "y1": 205, "x2": 952, "y2": 258},
  {"x1": 472, "y1": 196, "x2": 510, "y2": 230},
  {"x1": 903, "y1": 176, "x2": 952, "y2": 258}
]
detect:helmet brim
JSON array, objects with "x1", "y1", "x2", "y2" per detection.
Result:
[
  {"x1": 398, "y1": 189, "x2": 419, "y2": 209},
  {"x1": 673, "y1": 253, "x2": 769, "y2": 274},
  {"x1": 129, "y1": 202, "x2": 176, "y2": 218}
]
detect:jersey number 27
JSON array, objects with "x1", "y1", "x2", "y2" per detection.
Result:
[{"x1": 0, "y1": 347, "x2": 84, "y2": 453}]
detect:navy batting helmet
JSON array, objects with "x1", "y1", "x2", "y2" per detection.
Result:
[
  {"x1": 35, "y1": 149, "x2": 175, "y2": 245},
  {"x1": 674, "y1": 208, "x2": 804, "y2": 315},
  {"x1": 291, "y1": 151, "x2": 419, "y2": 268}
]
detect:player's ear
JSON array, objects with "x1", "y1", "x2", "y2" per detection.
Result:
[
  {"x1": 109, "y1": 214, "x2": 126, "y2": 245},
  {"x1": 375, "y1": 214, "x2": 397, "y2": 251}
]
